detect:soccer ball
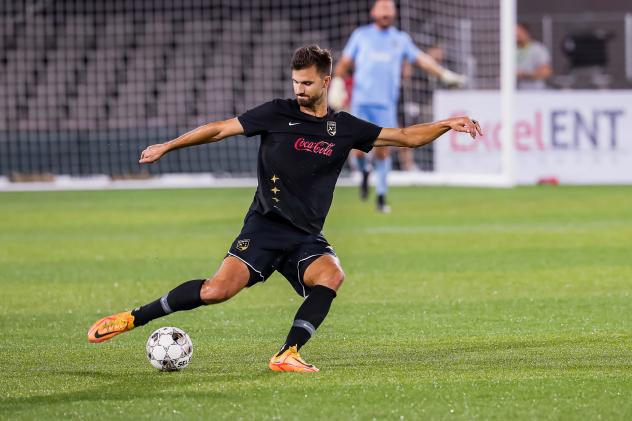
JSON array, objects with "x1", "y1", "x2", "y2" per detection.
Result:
[{"x1": 146, "y1": 327, "x2": 193, "y2": 371}]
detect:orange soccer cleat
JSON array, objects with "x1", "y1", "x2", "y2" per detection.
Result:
[
  {"x1": 87, "y1": 311, "x2": 135, "y2": 343},
  {"x1": 268, "y1": 345, "x2": 319, "y2": 373}
]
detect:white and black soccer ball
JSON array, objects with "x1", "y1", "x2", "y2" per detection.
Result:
[{"x1": 146, "y1": 327, "x2": 193, "y2": 371}]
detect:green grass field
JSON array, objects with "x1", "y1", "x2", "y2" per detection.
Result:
[{"x1": 1, "y1": 185, "x2": 631, "y2": 420}]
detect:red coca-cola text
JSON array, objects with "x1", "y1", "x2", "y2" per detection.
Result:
[{"x1": 294, "y1": 138, "x2": 335, "y2": 156}]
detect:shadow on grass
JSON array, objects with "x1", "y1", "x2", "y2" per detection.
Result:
[
  {"x1": 3, "y1": 334, "x2": 629, "y2": 414},
  {"x1": 0, "y1": 368, "x2": 273, "y2": 413},
  {"x1": 324, "y1": 333, "x2": 631, "y2": 371}
]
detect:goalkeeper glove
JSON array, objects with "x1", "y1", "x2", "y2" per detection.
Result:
[
  {"x1": 440, "y1": 69, "x2": 467, "y2": 87},
  {"x1": 328, "y1": 77, "x2": 348, "y2": 110}
]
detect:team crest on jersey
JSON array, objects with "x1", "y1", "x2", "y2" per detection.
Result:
[
  {"x1": 326, "y1": 121, "x2": 336, "y2": 136},
  {"x1": 236, "y1": 239, "x2": 250, "y2": 251}
]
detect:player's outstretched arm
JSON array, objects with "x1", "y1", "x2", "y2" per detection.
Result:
[
  {"x1": 139, "y1": 118, "x2": 245, "y2": 164},
  {"x1": 374, "y1": 117, "x2": 482, "y2": 148},
  {"x1": 415, "y1": 51, "x2": 466, "y2": 87}
]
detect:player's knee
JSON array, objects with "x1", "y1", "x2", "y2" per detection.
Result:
[
  {"x1": 200, "y1": 277, "x2": 236, "y2": 304},
  {"x1": 325, "y1": 268, "x2": 345, "y2": 291}
]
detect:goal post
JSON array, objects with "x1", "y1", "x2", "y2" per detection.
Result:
[
  {"x1": 500, "y1": 0, "x2": 517, "y2": 187},
  {"x1": 396, "y1": 0, "x2": 516, "y2": 187}
]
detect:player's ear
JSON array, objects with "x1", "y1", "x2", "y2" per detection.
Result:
[{"x1": 323, "y1": 75, "x2": 332, "y2": 88}]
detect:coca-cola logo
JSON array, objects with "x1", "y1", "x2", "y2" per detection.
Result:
[{"x1": 294, "y1": 138, "x2": 335, "y2": 156}]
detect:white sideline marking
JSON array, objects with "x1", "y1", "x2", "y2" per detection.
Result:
[{"x1": 0, "y1": 171, "x2": 514, "y2": 192}]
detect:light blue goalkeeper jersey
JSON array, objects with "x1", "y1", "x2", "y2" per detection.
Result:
[{"x1": 342, "y1": 24, "x2": 421, "y2": 107}]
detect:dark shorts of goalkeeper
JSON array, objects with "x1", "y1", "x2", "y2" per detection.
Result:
[{"x1": 226, "y1": 210, "x2": 336, "y2": 298}]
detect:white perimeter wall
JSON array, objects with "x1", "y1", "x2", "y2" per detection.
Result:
[{"x1": 434, "y1": 90, "x2": 632, "y2": 185}]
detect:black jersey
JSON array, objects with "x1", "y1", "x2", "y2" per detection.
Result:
[{"x1": 237, "y1": 98, "x2": 382, "y2": 234}]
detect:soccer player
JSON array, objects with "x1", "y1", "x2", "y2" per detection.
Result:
[
  {"x1": 87, "y1": 45, "x2": 481, "y2": 372},
  {"x1": 329, "y1": 0, "x2": 466, "y2": 212}
]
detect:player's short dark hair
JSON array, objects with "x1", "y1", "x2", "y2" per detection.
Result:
[
  {"x1": 291, "y1": 45, "x2": 332, "y2": 77},
  {"x1": 517, "y1": 21, "x2": 532, "y2": 35}
]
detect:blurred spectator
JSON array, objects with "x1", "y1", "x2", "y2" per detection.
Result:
[{"x1": 516, "y1": 22, "x2": 552, "y2": 90}]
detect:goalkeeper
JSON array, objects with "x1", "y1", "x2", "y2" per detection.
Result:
[{"x1": 330, "y1": 0, "x2": 466, "y2": 212}]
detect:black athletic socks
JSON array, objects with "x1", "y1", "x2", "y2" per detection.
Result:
[
  {"x1": 131, "y1": 279, "x2": 205, "y2": 327},
  {"x1": 280, "y1": 285, "x2": 337, "y2": 353},
  {"x1": 132, "y1": 280, "x2": 337, "y2": 353}
]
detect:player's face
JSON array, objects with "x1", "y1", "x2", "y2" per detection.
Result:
[
  {"x1": 371, "y1": 0, "x2": 396, "y2": 29},
  {"x1": 292, "y1": 66, "x2": 330, "y2": 108},
  {"x1": 516, "y1": 25, "x2": 530, "y2": 46}
]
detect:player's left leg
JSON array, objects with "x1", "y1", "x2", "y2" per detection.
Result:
[
  {"x1": 269, "y1": 254, "x2": 343, "y2": 372},
  {"x1": 281, "y1": 254, "x2": 343, "y2": 351}
]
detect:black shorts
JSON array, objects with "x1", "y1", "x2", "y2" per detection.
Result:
[{"x1": 227, "y1": 211, "x2": 336, "y2": 297}]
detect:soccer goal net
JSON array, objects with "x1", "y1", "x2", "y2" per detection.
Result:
[{"x1": 0, "y1": 0, "x2": 513, "y2": 187}]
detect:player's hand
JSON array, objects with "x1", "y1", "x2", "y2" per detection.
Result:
[
  {"x1": 139, "y1": 143, "x2": 169, "y2": 164},
  {"x1": 328, "y1": 77, "x2": 348, "y2": 110},
  {"x1": 447, "y1": 117, "x2": 482, "y2": 140},
  {"x1": 440, "y1": 69, "x2": 467, "y2": 87}
]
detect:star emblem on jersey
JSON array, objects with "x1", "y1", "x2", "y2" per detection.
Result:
[
  {"x1": 326, "y1": 121, "x2": 336, "y2": 136},
  {"x1": 271, "y1": 175, "x2": 279, "y2": 183},
  {"x1": 236, "y1": 239, "x2": 250, "y2": 252},
  {"x1": 271, "y1": 187, "x2": 280, "y2": 194}
]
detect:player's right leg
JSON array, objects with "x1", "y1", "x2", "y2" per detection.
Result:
[
  {"x1": 350, "y1": 104, "x2": 373, "y2": 201},
  {"x1": 373, "y1": 145, "x2": 391, "y2": 213},
  {"x1": 87, "y1": 257, "x2": 249, "y2": 343},
  {"x1": 350, "y1": 149, "x2": 370, "y2": 200}
]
